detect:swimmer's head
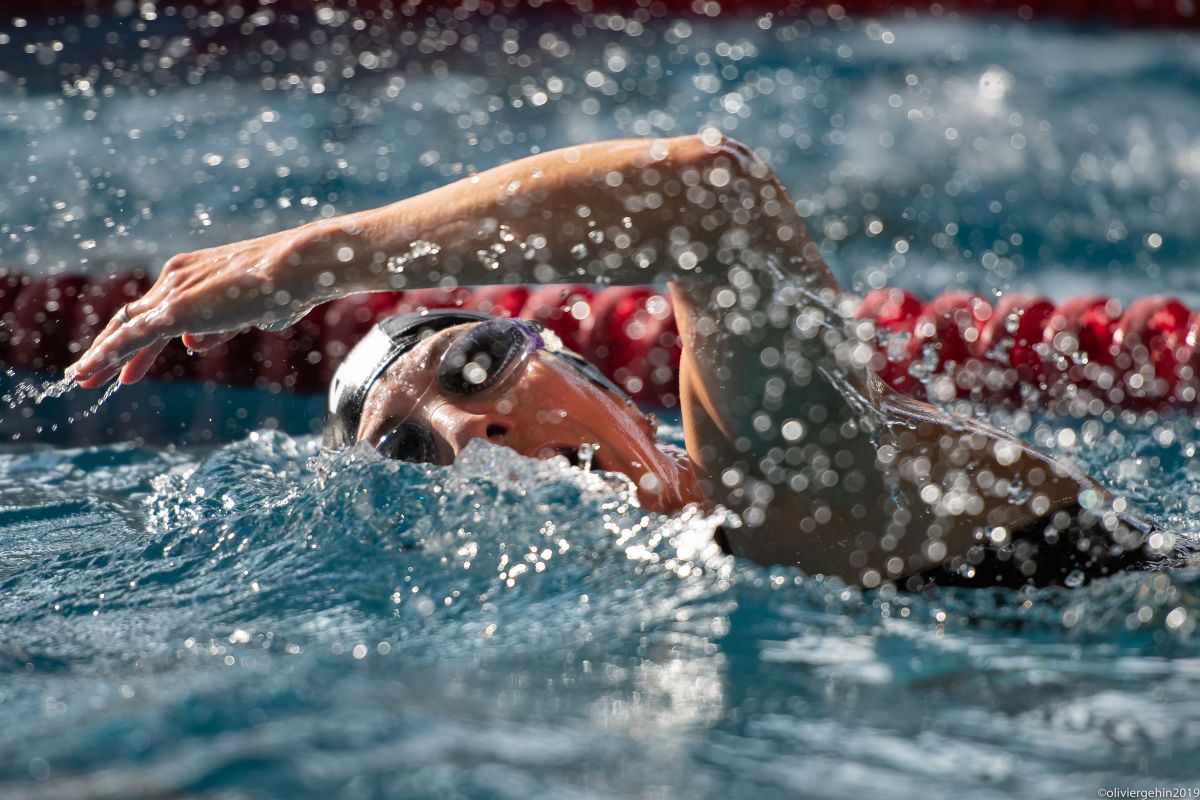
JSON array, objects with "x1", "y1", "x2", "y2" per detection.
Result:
[{"x1": 323, "y1": 310, "x2": 703, "y2": 512}]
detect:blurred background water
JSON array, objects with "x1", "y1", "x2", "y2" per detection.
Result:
[
  {"x1": 3, "y1": 6, "x2": 1199, "y2": 301},
  {"x1": 2, "y1": 4, "x2": 1200, "y2": 798}
]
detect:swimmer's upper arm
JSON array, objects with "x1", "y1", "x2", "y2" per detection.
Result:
[{"x1": 296, "y1": 133, "x2": 837, "y2": 294}]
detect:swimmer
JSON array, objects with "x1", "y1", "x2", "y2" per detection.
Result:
[{"x1": 66, "y1": 134, "x2": 1187, "y2": 589}]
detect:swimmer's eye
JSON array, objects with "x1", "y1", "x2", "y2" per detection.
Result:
[
  {"x1": 376, "y1": 423, "x2": 438, "y2": 463},
  {"x1": 437, "y1": 320, "x2": 528, "y2": 395}
]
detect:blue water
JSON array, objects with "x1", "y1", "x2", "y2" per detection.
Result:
[
  {"x1": 4, "y1": 8, "x2": 1200, "y2": 798},
  {"x1": 3, "y1": 10, "x2": 1200, "y2": 303},
  {"x1": 3, "y1": 414, "x2": 1200, "y2": 798}
]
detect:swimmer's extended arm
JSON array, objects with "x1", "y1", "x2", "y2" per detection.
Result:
[
  {"x1": 69, "y1": 133, "x2": 826, "y2": 387},
  {"x1": 65, "y1": 131, "x2": 1116, "y2": 586}
]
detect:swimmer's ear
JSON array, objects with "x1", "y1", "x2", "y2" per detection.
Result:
[{"x1": 182, "y1": 330, "x2": 242, "y2": 352}]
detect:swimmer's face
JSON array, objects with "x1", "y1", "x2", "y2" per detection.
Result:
[{"x1": 355, "y1": 323, "x2": 703, "y2": 513}]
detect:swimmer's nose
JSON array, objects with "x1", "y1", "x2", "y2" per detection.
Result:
[{"x1": 445, "y1": 412, "x2": 512, "y2": 455}]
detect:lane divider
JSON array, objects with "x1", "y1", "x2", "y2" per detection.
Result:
[{"x1": 4, "y1": 269, "x2": 1198, "y2": 410}]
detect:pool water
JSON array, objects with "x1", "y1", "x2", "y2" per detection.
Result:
[
  {"x1": 3, "y1": 412, "x2": 1199, "y2": 798},
  {"x1": 4, "y1": 11, "x2": 1200, "y2": 301},
  {"x1": 4, "y1": 8, "x2": 1200, "y2": 798}
]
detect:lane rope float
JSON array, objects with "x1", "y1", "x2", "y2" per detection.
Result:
[{"x1": 3, "y1": 269, "x2": 1198, "y2": 410}]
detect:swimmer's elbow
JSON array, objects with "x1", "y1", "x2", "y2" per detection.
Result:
[{"x1": 669, "y1": 133, "x2": 772, "y2": 182}]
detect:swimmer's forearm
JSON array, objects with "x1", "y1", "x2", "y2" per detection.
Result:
[{"x1": 293, "y1": 134, "x2": 838, "y2": 294}]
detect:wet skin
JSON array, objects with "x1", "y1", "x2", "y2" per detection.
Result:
[{"x1": 355, "y1": 323, "x2": 704, "y2": 514}]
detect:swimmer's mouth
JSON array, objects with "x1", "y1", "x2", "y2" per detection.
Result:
[{"x1": 535, "y1": 444, "x2": 606, "y2": 472}]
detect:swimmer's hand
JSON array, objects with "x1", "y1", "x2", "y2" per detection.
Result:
[{"x1": 66, "y1": 224, "x2": 342, "y2": 387}]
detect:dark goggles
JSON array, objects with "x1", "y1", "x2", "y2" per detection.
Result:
[
  {"x1": 323, "y1": 311, "x2": 631, "y2": 463},
  {"x1": 378, "y1": 317, "x2": 631, "y2": 463},
  {"x1": 439, "y1": 317, "x2": 629, "y2": 398}
]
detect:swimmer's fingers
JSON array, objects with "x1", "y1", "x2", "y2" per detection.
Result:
[
  {"x1": 76, "y1": 329, "x2": 242, "y2": 388},
  {"x1": 68, "y1": 296, "x2": 181, "y2": 385},
  {"x1": 119, "y1": 340, "x2": 169, "y2": 385},
  {"x1": 74, "y1": 363, "x2": 122, "y2": 390},
  {"x1": 182, "y1": 330, "x2": 240, "y2": 352},
  {"x1": 67, "y1": 304, "x2": 145, "y2": 387}
]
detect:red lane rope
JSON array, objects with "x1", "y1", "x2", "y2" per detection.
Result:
[
  {"x1": 860, "y1": 287, "x2": 1199, "y2": 409},
  {"x1": 4, "y1": 269, "x2": 1199, "y2": 410}
]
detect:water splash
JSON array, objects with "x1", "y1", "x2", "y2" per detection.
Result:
[
  {"x1": 2, "y1": 375, "x2": 77, "y2": 407},
  {"x1": 2, "y1": 374, "x2": 125, "y2": 439},
  {"x1": 0, "y1": 426, "x2": 1197, "y2": 798},
  {"x1": 384, "y1": 239, "x2": 442, "y2": 279},
  {"x1": 63, "y1": 379, "x2": 122, "y2": 426}
]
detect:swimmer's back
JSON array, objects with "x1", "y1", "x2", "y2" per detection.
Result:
[{"x1": 903, "y1": 504, "x2": 1196, "y2": 590}]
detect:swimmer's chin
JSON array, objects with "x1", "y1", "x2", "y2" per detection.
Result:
[
  {"x1": 634, "y1": 442, "x2": 705, "y2": 514},
  {"x1": 524, "y1": 439, "x2": 702, "y2": 514}
]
